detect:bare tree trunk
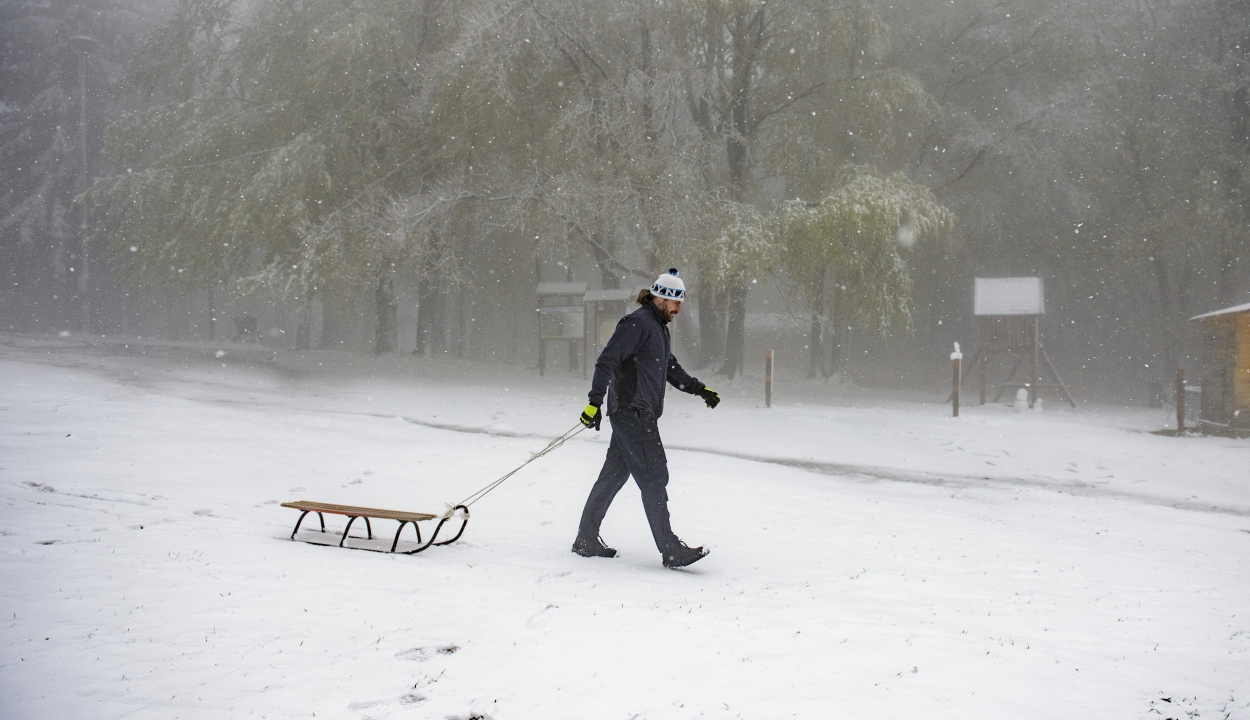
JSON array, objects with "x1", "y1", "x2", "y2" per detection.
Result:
[
  {"x1": 808, "y1": 270, "x2": 826, "y2": 378},
  {"x1": 454, "y1": 284, "x2": 467, "y2": 357},
  {"x1": 809, "y1": 313, "x2": 823, "y2": 379},
  {"x1": 208, "y1": 286, "x2": 216, "y2": 342},
  {"x1": 577, "y1": 225, "x2": 632, "y2": 290},
  {"x1": 319, "y1": 296, "x2": 345, "y2": 349},
  {"x1": 415, "y1": 271, "x2": 443, "y2": 355},
  {"x1": 697, "y1": 275, "x2": 724, "y2": 368},
  {"x1": 295, "y1": 297, "x2": 312, "y2": 350},
  {"x1": 829, "y1": 283, "x2": 846, "y2": 380},
  {"x1": 719, "y1": 285, "x2": 747, "y2": 379},
  {"x1": 373, "y1": 262, "x2": 397, "y2": 355},
  {"x1": 1148, "y1": 252, "x2": 1179, "y2": 375}
]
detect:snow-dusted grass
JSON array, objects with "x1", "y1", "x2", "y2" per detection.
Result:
[{"x1": 1, "y1": 334, "x2": 1247, "y2": 720}]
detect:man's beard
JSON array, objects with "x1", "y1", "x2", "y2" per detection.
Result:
[{"x1": 660, "y1": 304, "x2": 678, "y2": 323}]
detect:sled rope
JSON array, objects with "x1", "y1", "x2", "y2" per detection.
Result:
[{"x1": 444, "y1": 423, "x2": 587, "y2": 517}]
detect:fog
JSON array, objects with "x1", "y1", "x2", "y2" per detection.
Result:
[
  {"x1": 4, "y1": 4, "x2": 1250, "y2": 716},
  {"x1": 3, "y1": 0, "x2": 1248, "y2": 403}
]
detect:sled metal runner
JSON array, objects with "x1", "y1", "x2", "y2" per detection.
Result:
[{"x1": 281, "y1": 501, "x2": 469, "y2": 554}]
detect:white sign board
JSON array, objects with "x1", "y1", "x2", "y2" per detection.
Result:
[{"x1": 974, "y1": 277, "x2": 1044, "y2": 316}]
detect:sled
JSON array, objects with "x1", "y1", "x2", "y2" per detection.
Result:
[
  {"x1": 281, "y1": 501, "x2": 469, "y2": 554},
  {"x1": 279, "y1": 423, "x2": 585, "y2": 557}
]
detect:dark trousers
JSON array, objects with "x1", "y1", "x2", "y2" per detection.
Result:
[{"x1": 577, "y1": 409, "x2": 678, "y2": 552}]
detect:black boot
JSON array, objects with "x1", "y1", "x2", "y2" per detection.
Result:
[
  {"x1": 662, "y1": 541, "x2": 708, "y2": 569},
  {"x1": 572, "y1": 534, "x2": 617, "y2": 558}
]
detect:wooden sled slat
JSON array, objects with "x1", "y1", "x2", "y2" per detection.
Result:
[{"x1": 281, "y1": 501, "x2": 437, "y2": 523}]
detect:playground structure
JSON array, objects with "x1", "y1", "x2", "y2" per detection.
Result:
[{"x1": 956, "y1": 277, "x2": 1076, "y2": 409}]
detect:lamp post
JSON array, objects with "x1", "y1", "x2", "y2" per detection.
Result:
[{"x1": 69, "y1": 35, "x2": 100, "y2": 333}]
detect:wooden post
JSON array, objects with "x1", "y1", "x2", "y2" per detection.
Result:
[
  {"x1": 979, "y1": 347, "x2": 987, "y2": 406},
  {"x1": 765, "y1": 349, "x2": 773, "y2": 408},
  {"x1": 1175, "y1": 368, "x2": 1186, "y2": 434},
  {"x1": 537, "y1": 307, "x2": 546, "y2": 376},
  {"x1": 951, "y1": 342, "x2": 962, "y2": 417},
  {"x1": 1029, "y1": 316, "x2": 1039, "y2": 409}
]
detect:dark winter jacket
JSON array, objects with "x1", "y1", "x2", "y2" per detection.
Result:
[{"x1": 588, "y1": 301, "x2": 704, "y2": 418}]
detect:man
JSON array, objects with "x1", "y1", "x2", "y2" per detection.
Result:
[{"x1": 573, "y1": 268, "x2": 721, "y2": 569}]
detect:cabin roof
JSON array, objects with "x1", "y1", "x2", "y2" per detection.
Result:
[{"x1": 1190, "y1": 301, "x2": 1250, "y2": 321}]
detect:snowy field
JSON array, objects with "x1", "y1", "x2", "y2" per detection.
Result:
[{"x1": 1, "y1": 333, "x2": 1247, "y2": 720}]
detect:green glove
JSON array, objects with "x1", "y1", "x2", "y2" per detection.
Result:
[
  {"x1": 697, "y1": 386, "x2": 720, "y2": 409},
  {"x1": 580, "y1": 403, "x2": 602, "y2": 430}
]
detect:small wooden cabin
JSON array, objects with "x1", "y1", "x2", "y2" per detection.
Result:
[{"x1": 1190, "y1": 302, "x2": 1250, "y2": 429}]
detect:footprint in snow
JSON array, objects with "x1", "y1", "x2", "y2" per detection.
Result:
[
  {"x1": 526, "y1": 604, "x2": 559, "y2": 628},
  {"x1": 398, "y1": 693, "x2": 425, "y2": 705},
  {"x1": 396, "y1": 645, "x2": 459, "y2": 662}
]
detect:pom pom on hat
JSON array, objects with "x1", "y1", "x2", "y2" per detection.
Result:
[{"x1": 651, "y1": 268, "x2": 686, "y2": 301}]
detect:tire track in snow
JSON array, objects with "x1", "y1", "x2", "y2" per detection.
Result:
[
  {"x1": 660, "y1": 445, "x2": 1250, "y2": 519},
  {"x1": 225, "y1": 410, "x2": 1250, "y2": 520},
  {"x1": 379, "y1": 414, "x2": 1250, "y2": 519}
]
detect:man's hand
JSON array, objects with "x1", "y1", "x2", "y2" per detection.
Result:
[
  {"x1": 697, "y1": 386, "x2": 720, "y2": 409},
  {"x1": 580, "y1": 403, "x2": 602, "y2": 430}
]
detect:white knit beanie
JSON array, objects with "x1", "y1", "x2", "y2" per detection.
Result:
[{"x1": 651, "y1": 268, "x2": 686, "y2": 302}]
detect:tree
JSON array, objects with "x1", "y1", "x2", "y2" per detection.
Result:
[
  {"x1": 885, "y1": 0, "x2": 1250, "y2": 393},
  {"x1": 676, "y1": 0, "x2": 941, "y2": 377},
  {"x1": 780, "y1": 168, "x2": 953, "y2": 377},
  {"x1": 0, "y1": 0, "x2": 151, "y2": 332},
  {"x1": 89, "y1": 0, "x2": 464, "y2": 352},
  {"x1": 448, "y1": 0, "x2": 712, "y2": 293}
]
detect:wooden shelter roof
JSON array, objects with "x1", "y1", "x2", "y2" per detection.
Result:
[{"x1": 1189, "y1": 302, "x2": 1250, "y2": 321}]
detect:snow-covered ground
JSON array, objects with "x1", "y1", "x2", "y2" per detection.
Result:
[{"x1": 1, "y1": 333, "x2": 1247, "y2": 720}]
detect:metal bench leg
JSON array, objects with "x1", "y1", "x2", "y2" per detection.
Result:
[
  {"x1": 290, "y1": 510, "x2": 311, "y2": 540},
  {"x1": 340, "y1": 516, "x2": 359, "y2": 547},
  {"x1": 363, "y1": 516, "x2": 373, "y2": 540},
  {"x1": 391, "y1": 521, "x2": 411, "y2": 553},
  {"x1": 317, "y1": 512, "x2": 326, "y2": 532}
]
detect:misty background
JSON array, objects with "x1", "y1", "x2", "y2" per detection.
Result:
[{"x1": 2, "y1": 0, "x2": 1247, "y2": 402}]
